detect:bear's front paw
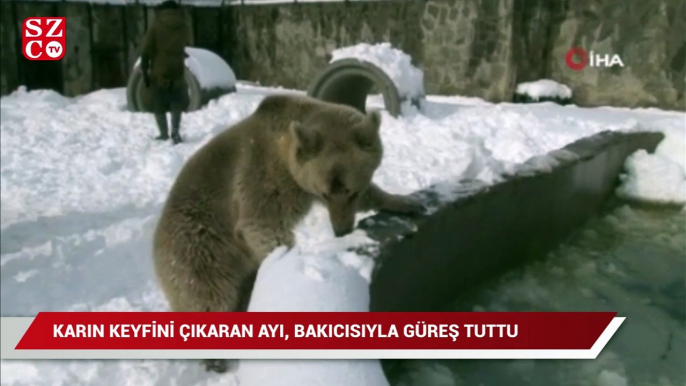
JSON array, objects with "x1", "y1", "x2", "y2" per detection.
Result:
[{"x1": 383, "y1": 195, "x2": 427, "y2": 216}]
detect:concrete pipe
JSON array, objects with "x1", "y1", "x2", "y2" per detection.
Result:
[
  {"x1": 307, "y1": 58, "x2": 404, "y2": 117},
  {"x1": 126, "y1": 47, "x2": 237, "y2": 113}
]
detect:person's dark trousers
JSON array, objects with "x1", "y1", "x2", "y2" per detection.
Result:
[{"x1": 151, "y1": 79, "x2": 188, "y2": 145}]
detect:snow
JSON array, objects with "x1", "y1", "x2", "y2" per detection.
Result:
[
  {"x1": 515, "y1": 79, "x2": 573, "y2": 101},
  {"x1": 616, "y1": 149, "x2": 686, "y2": 205},
  {"x1": 1, "y1": 82, "x2": 684, "y2": 386},
  {"x1": 330, "y1": 43, "x2": 425, "y2": 104},
  {"x1": 132, "y1": 47, "x2": 236, "y2": 90},
  {"x1": 184, "y1": 47, "x2": 237, "y2": 90},
  {"x1": 616, "y1": 126, "x2": 686, "y2": 205},
  {"x1": 237, "y1": 244, "x2": 390, "y2": 386}
]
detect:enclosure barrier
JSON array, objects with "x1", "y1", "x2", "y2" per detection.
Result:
[
  {"x1": 126, "y1": 47, "x2": 236, "y2": 112},
  {"x1": 356, "y1": 130, "x2": 665, "y2": 313}
]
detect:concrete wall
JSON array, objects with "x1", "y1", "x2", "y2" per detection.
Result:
[
  {"x1": 1, "y1": 0, "x2": 684, "y2": 110},
  {"x1": 360, "y1": 131, "x2": 665, "y2": 313},
  {"x1": 547, "y1": 0, "x2": 685, "y2": 109}
]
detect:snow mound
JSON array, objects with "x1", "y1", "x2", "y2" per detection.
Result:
[
  {"x1": 616, "y1": 125, "x2": 686, "y2": 206},
  {"x1": 2, "y1": 83, "x2": 685, "y2": 385},
  {"x1": 184, "y1": 47, "x2": 237, "y2": 90},
  {"x1": 516, "y1": 79, "x2": 572, "y2": 101},
  {"x1": 237, "y1": 245, "x2": 389, "y2": 386},
  {"x1": 330, "y1": 43, "x2": 425, "y2": 102},
  {"x1": 616, "y1": 150, "x2": 686, "y2": 205}
]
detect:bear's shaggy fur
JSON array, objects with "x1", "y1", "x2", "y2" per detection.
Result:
[{"x1": 153, "y1": 95, "x2": 423, "y2": 371}]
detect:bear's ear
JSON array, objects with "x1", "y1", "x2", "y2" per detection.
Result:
[
  {"x1": 366, "y1": 110, "x2": 382, "y2": 133},
  {"x1": 289, "y1": 121, "x2": 320, "y2": 156}
]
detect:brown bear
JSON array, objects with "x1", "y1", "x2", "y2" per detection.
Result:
[{"x1": 152, "y1": 94, "x2": 423, "y2": 372}]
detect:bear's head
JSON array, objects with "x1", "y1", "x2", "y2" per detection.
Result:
[{"x1": 286, "y1": 108, "x2": 383, "y2": 237}]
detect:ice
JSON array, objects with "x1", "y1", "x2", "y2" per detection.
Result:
[
  {"x1": 515, "y1": 79, "x2": 573, "y2": 101},
  {"x1": 1, "y1": 81, "x2": 684, "y2": 385},
  {"x1": 597, "y1": 370, "x2": 629, "y2": 386}
]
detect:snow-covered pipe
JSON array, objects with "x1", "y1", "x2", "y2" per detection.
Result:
[
  {"x1": 236, "y1": 246, "x2": 390, "y2": 386},
  {"x1": 126, "y1": 47, "x2": 237, "y2": 112},
  {"x1": 308, "y1": 43, "x2": 426, "y2": 117}
]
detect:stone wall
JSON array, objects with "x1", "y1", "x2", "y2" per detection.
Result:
[
  {"x1": 225, "y1": 0, "x2": 518, "y2": 103},
  {"x1": 547, "y1": 0, "x2": 685, "y2": 110},
  {"x1": 1, "y1": 0, "x2": 684, "y2": 110}
]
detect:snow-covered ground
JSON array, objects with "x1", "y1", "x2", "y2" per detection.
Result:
[{"x1": 1, "y1": 82, "x2": 684, "y2": 386}]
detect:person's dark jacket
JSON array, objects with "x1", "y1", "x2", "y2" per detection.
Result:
[{"x1": 140, "y1": 6, "x2": 190, "y2": 87}]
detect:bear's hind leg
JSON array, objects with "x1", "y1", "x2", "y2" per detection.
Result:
[{"x1": 162, "y1": 244, "x2": 254, "y2": 374}]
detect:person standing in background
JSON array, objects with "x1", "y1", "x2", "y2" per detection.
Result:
[{"x1": 140, "y1": 0, "x2": 191, "y2": 145}]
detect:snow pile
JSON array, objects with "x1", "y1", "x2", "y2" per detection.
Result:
[
  {"x1": 616, "y1": 150, "x2": 686, "y2": 205},
  {"x1": 616, "y1": 127, "x2": 686, "y2": 206},
  {"x1": 515, "y1": 79, "x2": 572, "y2": 101},
  {"x1": 184, "y1": 47, "x2": 237, "y2": 90},
  {"x1": 237, "y1": 244, "x2": 389, "y2": 386},
  {"x1": 330, "y1": 43, "x2": 425, "y2": 102}
]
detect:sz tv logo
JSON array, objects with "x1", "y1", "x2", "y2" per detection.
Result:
[
  {"x1": 565, "y1": 47, "x2": 624, "y2": 71},
  {"x1": 23, "y1": 17, "x2": 66, "y2": 61}
]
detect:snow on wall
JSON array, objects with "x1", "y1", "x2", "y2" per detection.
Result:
[
  {"x1": 330, "y1": 43, "x2": 425, "y2": 102},
  {"x1": 132, "y1": 47, "x2": 236, "y2": 90},
  {"x1": 515, "y1": 79, "x2": 572, "y2": 101}
]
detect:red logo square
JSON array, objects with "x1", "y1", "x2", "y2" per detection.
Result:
[{"x1": 22, "y1": 17, "x2": 66, "y2": 61}]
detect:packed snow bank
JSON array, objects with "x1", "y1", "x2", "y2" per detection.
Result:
[
  {"x1": 237, "y1": 244, "x2": 389, "y2": 386},
  {"x1": 330, "y1": 43, "x2": 425, "y2": 103},
  {"x1": 515, "y1": 79, "x2": 572, "y2": 101},
  {"x1": 616, "y1": 150, "x2": 686, "y2": 205},
  {"x1": 616, "y1": 126, "x2": 686, "y2": 206},
  {"x1": 1, "y1": 84, "x2": 684, "y2": 385}
]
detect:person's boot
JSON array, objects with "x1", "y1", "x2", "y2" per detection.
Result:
[
  {"x1": 154, "y1": 113, "x2": 169, "y2": 141},
  {"x1": 171, "y1": 129, "x2": 182, "y2": 145},
  {"x1": 170, "y1": 110, "x2": 183, "y2": 145}
]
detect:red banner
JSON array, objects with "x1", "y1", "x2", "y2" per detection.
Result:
[{"x1": 15, "y1": 312, "x2": 617, "y2": 351}]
